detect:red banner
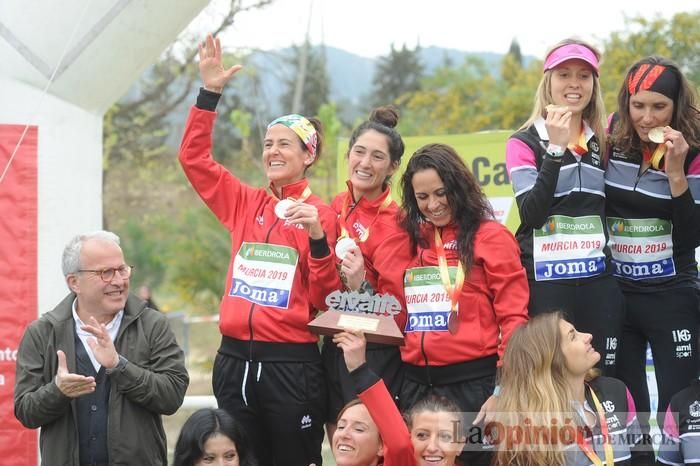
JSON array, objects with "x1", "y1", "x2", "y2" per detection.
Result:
[{"x1": 0, "y1": 125, "x2": 38, "y2": 463}]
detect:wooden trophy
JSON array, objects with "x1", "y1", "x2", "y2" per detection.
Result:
[{"x1": 308, "y1": 290, "x2": 405, "y2": 345}]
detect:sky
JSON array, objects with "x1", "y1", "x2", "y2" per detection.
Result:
[{"x1": 191, "y1": 0, "x2": 698, "y2": 59}]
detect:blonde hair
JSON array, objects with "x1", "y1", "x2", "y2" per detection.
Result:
[
  {"x1": 492, "y1": 312, "x2": 598, "y2": 466},
  {"x1": 518, "y1": 38, "x2": 607, "y2": 151}
]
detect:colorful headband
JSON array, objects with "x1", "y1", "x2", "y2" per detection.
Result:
[
  {"x1": 267, "y1": 114, "x2": 318, "y2": 161},
  {"x1": 627, "y1": 64, "x2": 680, "y2": 101},
  {"x1": 544, "y1": 44, "x2": 599, "y2": 75}
]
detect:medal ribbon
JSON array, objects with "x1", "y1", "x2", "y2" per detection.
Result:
[
  {"x1": 339, "y1": 190, "x2": 393, "y2": 243},
  {"x1": 433, "y1": 228, "x2": 465, "y2": 313},
  {"x1": 567, "y1": 125, "x2": 589, "y2": 156},
  {"x1": 575, "y1": 385, "x2": 615, "y2": 466},
  {"x1": 271, "y1": 186, "x2": 312, "y2": 202},
  {"x1": 642, "y1": 144, "x2": 666, "y2": 169}
]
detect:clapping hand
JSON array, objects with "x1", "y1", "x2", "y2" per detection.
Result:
[
  {"x1": 81, "y1": 316, "x2": 119, "y2": 370},
  {"x1": 55, "y1": 350, "x2": 95, "y2": 398}
]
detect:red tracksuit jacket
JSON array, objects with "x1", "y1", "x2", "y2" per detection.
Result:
[
  {"x1": 401, "y1": 220, "x2": 529, "y2": 366},
  {"x1": 179, "y1": 106, "x2": 339, "y2": 343},
  {"x1": 330, "y1": 182, "x2": 412, "y2": 329}
]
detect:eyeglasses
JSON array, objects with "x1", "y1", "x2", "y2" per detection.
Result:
[{"x1": 76, "y1": 265, "x2": 133, "y2": 282}]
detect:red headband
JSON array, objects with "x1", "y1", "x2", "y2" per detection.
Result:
[{"x1": 627, "y1": 64, "x2": 679, "y2": 100}]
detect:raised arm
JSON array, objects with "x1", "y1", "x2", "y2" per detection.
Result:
[
  {"x1": 179, "y1": 34, "x2": 266, "y2": 230},
  {"x1": 663, "y1": 129, "x2": 700, "y2": 249},
  {"x1": 335, "y1": 331, "x2": 415, "y2": 466}
]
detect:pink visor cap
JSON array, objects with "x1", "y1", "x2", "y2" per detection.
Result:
[{"x1": 543, "y1": 44, "x2": 599, "y2": 75}]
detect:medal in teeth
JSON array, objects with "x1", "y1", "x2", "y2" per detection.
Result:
[{"x1": 648, "y1": 127, "x2": 665, "y2": 144}]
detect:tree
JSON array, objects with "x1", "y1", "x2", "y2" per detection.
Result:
[
  {"x1": 372, "y1": 44, "x2": 424, "y2": 109},
  {"x1": 280, "y1": 43, "x2": 331, "y2": 117},
  {"x1": 401, "y1": 57, "x2": 498, "y2": 135},
  {"x1": 507, "y1": 39, "x2": 523, "y2": 67},
  {"x1": 103, "y1": 1, "x2": 276, "y2": 226},
  {"x1": 309, "y1": 102, "x2": 342, "y2": 202},
  {"x1": 501, "y1": 39, "x2": 523, "y2": 86},
  {"x1": 495, "y1": 59, "x2": 542, "y2": 131},
  {"x1": 103, "y1": 0, "x2": 274, "y2": 306},
  {"x1": 600, "y1": 12, "x2": 700, "y2": 111},
  {"x1": 165, "y1": 208, "x2": 231, "y2": 313}
]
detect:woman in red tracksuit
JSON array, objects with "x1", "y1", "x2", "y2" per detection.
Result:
[
  {"x1": 323, "y1": 106, "x2": 412, "y2": 436},
  {"x1": 399, "y1": 143, "x2": 529, "y2": 466},
  {"x1": 327, "y1": 330, "x2": 463, "y2": 466},
  {"x1": 179, "y1": 34, "x2": 340, "y2": 466}
]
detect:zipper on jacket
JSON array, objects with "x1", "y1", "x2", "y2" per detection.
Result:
[
  {"x1": 633, "y1": 163, "x2": 649, "y2": 192},
  {"x1": 247, "y1": 215, "x2": 281, "y2": 361},
  {"x1": 577, "y1": 159, "x2": 583, "y2": 192}
]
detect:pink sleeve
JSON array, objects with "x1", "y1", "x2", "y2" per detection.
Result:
[
  {"x1": 687, "y1": 152, "x2": 700, "y2": 175},
  {"x1": 661, "y1": 403, "x2": 680, "y2": 440},
  {"x1": 606, "y1": 112, "x2": 615, "y2": 134},
  {"x1": 505, "y1": 138, "x2": 536, "y2": 178}
]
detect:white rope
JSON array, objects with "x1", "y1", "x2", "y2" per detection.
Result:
[{"x1": 0, "y1": 1, "x2": 92, "y2": 186}]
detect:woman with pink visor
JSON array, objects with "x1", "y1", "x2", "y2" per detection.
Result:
[{"x1": 505, "y1": 39, "x2": 624, "y2": 376}]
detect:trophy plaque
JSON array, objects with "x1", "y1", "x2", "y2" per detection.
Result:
[{"x1": 309, "y1": 290, "x2": 405, "y2": 345}]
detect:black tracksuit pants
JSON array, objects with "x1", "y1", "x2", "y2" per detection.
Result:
[
  {"x1": 212, "y1": 339, "x2": 327, "y2": 466},
  {"x1": 615, "y1": 287, "x2": 699, "y2": 435}
]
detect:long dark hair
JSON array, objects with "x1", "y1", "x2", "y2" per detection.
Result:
[
  {"x1": 612, "y1": 55, "x2": 700, "y2": 155},
  {"x1": 173, "y1": 408, "x2": 257, "y2": 466},
  {"x1": 400, "y1": 143, "x2": 493, "y2": 269}
]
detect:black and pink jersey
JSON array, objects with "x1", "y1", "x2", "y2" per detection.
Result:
[
  {"x1": 507, "y1": 119, "x2": 611, "y2": 282},
  {"x1": 657, "y1": 381, "x2": 700, "y2": 465},
  {"x1": 605, "y1": 114, "x2": 700, "y2": 292}
]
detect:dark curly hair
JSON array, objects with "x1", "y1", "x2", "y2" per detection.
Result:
[
  {"x1": 173, "y1": 408, "x2": 257, "y2": 466},
  {"x1": 400, "y1": 143, "x2": 493, "y2": 269}
]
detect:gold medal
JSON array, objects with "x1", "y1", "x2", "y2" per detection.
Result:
[{"x1": 648, "y1": 127, "x2": 665, "y2": 144}]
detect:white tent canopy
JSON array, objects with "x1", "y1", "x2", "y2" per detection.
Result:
[{"x1": 0, "y1": 0, "x2": 208, "y2": 311}]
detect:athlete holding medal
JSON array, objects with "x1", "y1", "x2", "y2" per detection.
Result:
[
  {"x1": 399, "y1": 144, "x2": 528, "y2": 466},
  {"x1": 322, "y1": 106, "x2": 413, "y2": 440},
  {"x1": 178, "y1": 34, "x2": 340, "y2": 466},
  {"x1": 605, "y1": 56, "x2": 700, "y2": 458},
  {"x1": 506, "y1": 38, "x2": 624, "y2": 375}
]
